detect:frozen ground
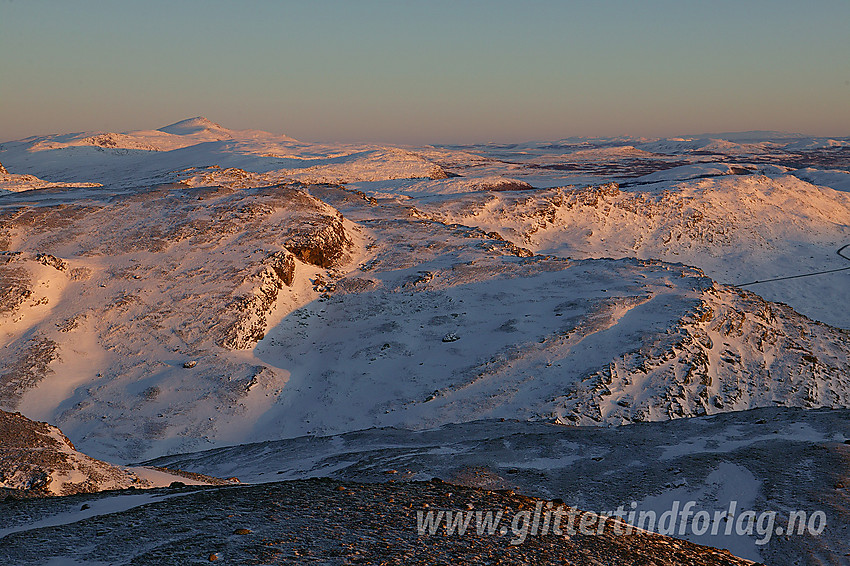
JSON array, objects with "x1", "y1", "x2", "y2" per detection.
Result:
[
  {"x1": 0, "y1": 478, "x2": 757, "y2": 566},
  {"x1": 144, "y1": 406, "x2": 850, "y2": 565}
]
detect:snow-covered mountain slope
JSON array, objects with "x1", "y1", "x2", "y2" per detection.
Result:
[
  {"x1": 156, "y1": 116, "x2": 235, "y2": 138},
  {"x1": 0, "y1": 182, "x2": 358, "y2": 460},
  {"x1": 0, "y1": 117, "x2": 450, "y2": 188},
  {"x1": 2, "y1": 119, "x2": 850, "y2": 562},
  {"x1": 793, "y1": 167, "x2": 850, "y2": 192},
  {"x1": 1, "y1": 120, "x2": 849, "y2": 463},
  {"x1": 400, "y1": 171, "x2": 850, "y2": 328},
  {"x1": 2, "y1": 176, "x2": 849, "y2": 464},
  {"x1": 146, "y1": 406, "x2": 850, "y2": 565},
  {"x1": 0, "y1": 160, "x2": 101, "y2": 193}
]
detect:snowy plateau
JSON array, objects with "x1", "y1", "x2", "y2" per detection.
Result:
[{"x1": 1, "y1": 118, "x2": 849, "y2": 564}]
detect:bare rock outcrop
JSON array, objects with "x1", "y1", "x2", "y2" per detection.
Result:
[
  {"x1": 0, "y1": 410, "x2": 145, "y2": 497},
  {"x1": 557, "y1": 283, "x2": 850, "y2": 425},
  {"x1": 281, "y1": 211, "x2": 352, "y2": 268},
  {"x1": 217, "y1": 250, "x2": 297, "y2": 349}
]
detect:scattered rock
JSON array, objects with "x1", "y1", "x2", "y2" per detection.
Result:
[
  {"x1": 35, "y1": 253, "x2": 68, "y2": 272},
  {"x1": 0, "y1": 409, "x2": 145, "y2": 496},
  {"x1": 0, "y1": 479, "x2": 752, "y2": 564}
]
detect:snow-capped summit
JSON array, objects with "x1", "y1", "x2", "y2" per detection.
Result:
[{"x1": 157, "y1": 116, "x2": 231, "y2": 136}]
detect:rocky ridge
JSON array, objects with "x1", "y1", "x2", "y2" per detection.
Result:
[{"x1": 0, "y1": 409, "x2": 144, "y2": 496}]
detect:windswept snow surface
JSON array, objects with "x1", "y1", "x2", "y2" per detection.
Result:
[
  {"x1": 145, "y1": 406, "x2": 850, "y2": 565},
  {"x1": 1, "y1": 120, "x2": 850, "y2": 464},
  {"x1": 408, "y1": 172, "x2": 850, "y2": 328}
]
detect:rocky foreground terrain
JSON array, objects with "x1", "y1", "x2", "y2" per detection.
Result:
[
  {"x1": 145, "y1": 406, "x2": 850, "y2": 565},
  {"x1": 0, "y1": 478, "x2": 758, "y2": 565}
]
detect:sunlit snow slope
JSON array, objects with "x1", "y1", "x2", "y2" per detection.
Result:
[{"x1": 1, "y1": 120, "x2": 849, "y2": 462}]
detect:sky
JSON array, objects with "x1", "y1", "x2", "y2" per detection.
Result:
[{"x1": 1, "y1": 0, "x2": 849, "y2": 144}]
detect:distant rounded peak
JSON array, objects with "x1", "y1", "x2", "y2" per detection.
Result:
[{"x1": 158, "y1": 116, "x2": 229, "y2": 135}]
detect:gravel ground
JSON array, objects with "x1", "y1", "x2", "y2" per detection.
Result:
[{"x1": 0, "y1": 478, "x2": 758, "y2": 565}]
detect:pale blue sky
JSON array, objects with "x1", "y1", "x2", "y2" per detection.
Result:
[{"x1": 1, "y1": 0, "x2": 848, "y2": 143}]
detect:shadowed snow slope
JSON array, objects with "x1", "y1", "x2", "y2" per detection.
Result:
[{"x1": 146, "y1": 406, "x2": 850, "y2": 565}]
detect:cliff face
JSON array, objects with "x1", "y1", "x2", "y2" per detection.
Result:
[{"x1": 216, "y1": 249, "x2": 297, "y2": 350}]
